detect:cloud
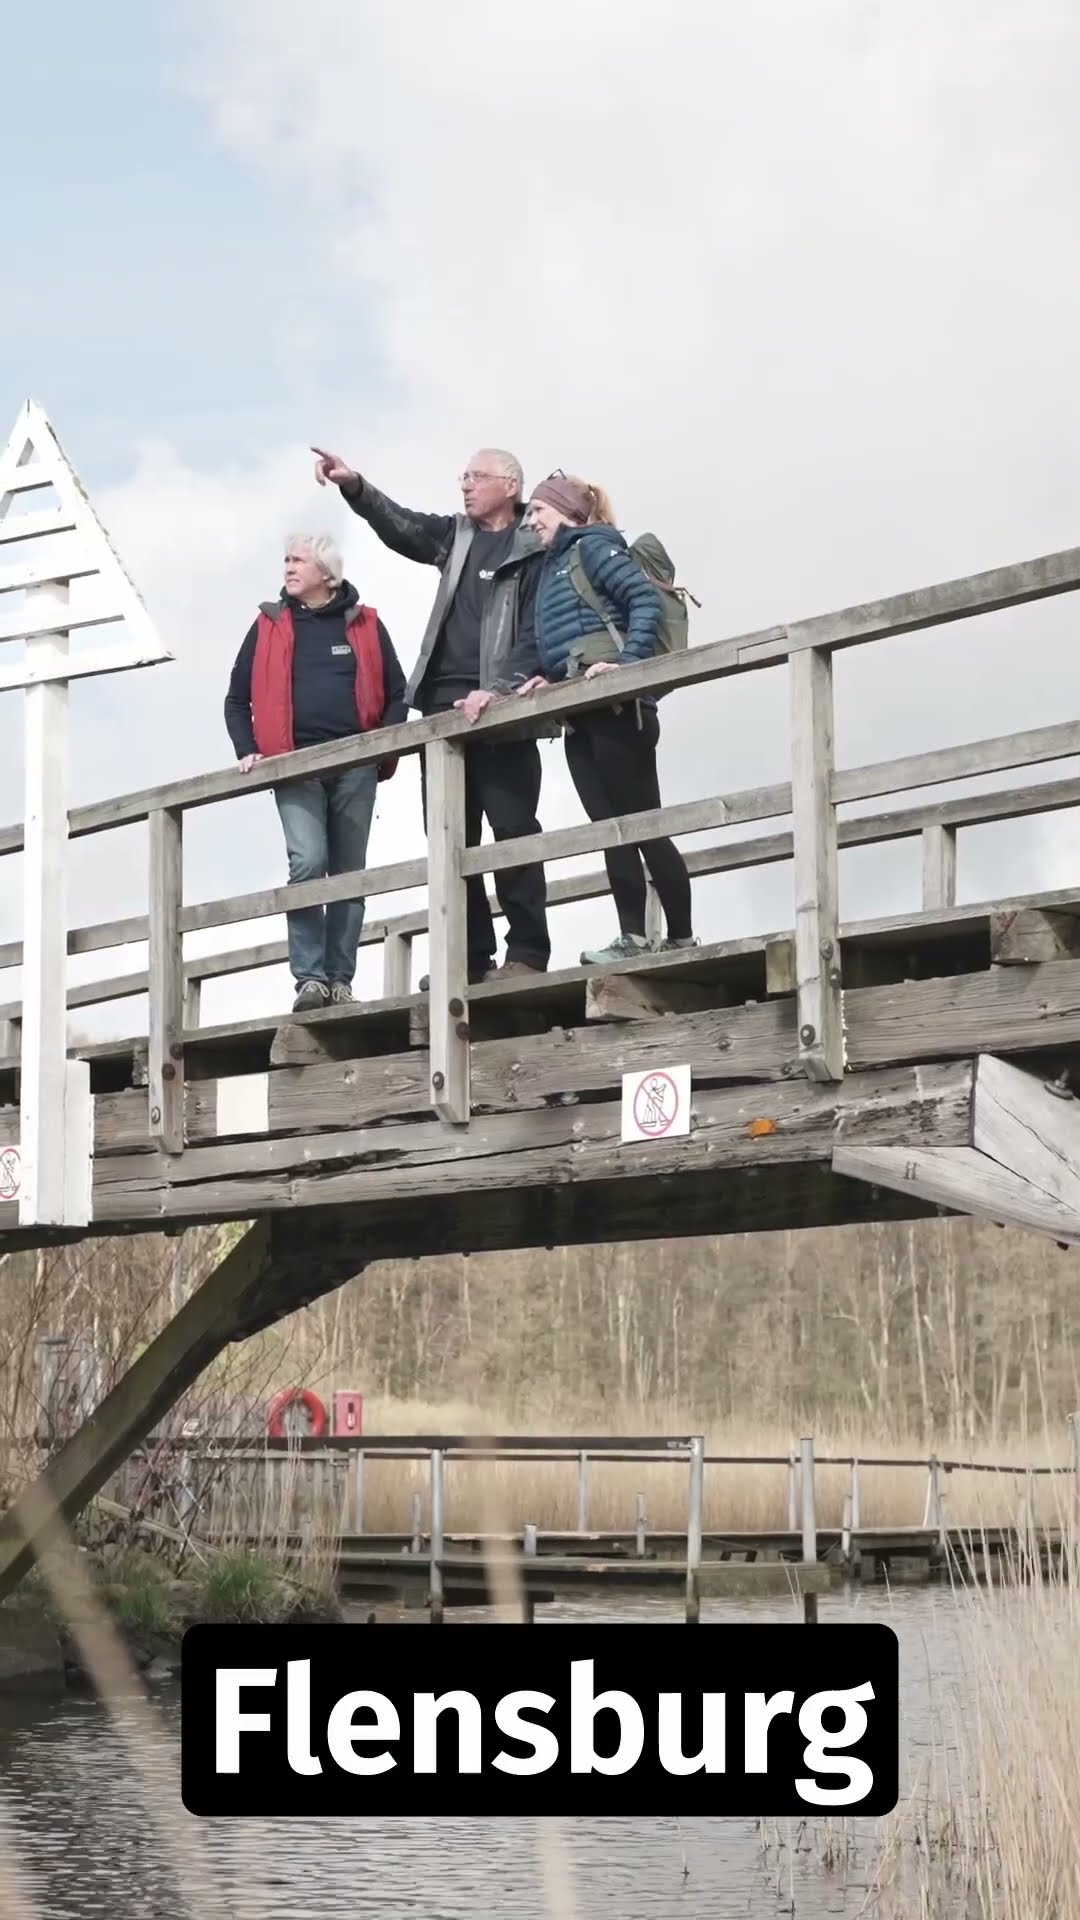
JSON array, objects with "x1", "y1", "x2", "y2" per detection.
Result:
[{"x1": 6, "y1": 0, "x2": 1080, "y2": 1035}]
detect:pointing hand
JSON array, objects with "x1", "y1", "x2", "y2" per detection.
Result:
[{"x1": 311, "y1": 446, "x2": 359, "y2": 490}]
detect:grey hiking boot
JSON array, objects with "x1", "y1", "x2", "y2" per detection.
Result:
[
  {"x1": 329, "y1": 982, "x2": 353, "y2": 1005},
  {"x1": 650, "y1": 935, "x2": 700, "y2": 954},
  {"x1": 292, "y1": 979, "x2": 330, "y2": 1013},
  {"x1": 579, "y1": 933, "x2": 650, "y2": 966}
]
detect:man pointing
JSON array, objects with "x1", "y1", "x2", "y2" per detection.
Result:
[{"x1": 313, "y1": 444, "x2": 550, "y2": 984}]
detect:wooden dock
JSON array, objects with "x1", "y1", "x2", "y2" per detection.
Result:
[{"x1": 6, "y1": 535, "x2": 1080, "y2": 1592}]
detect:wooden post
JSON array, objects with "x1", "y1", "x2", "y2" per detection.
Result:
[
  {"x1": 345, "y1": 1449, "x2": 364, "y2": 1534},
  {"x1": 635, "y1": 1492, "x2": 647, "y2": 1558},
  {"x1": 382, "y1": 929, "x2": 413, "y2": 999},
  {"x1": 800, "y1": 1436, "x2": 817, "y2": 1563},
  {"x1": 926, "y1": 1457, "x2": 942, "y2": 1537},
  {"x1": 410, "y1": 1491, "x2": 422, "y2": 1555},
  {"x1": 644, "y1": 877, "x2": 664, "y2": 945},
  {"x1": 577, "y1": 1451, "x2": 589, "y2": 1533},
  {"x1": 921, "y1": 824, "x2": 957, "y2": 909},
  {"x1": 1069, "y1": 1414, "x2": 1080, "y2": 1530},
  {"x1": 149, "y1": 807, "x2": 184, "y2": 1152},
  {"x1": 685, "y1": 1436, "x2": 704, "y2": 1625},
  {"x1": 790, "y1": 647, "x2": 844, "y2": 1081},
  {"x1": 183, "y1": 975, "x2": 202, "y2": 1031},
  {"x1": 850, "y1": 1456, "x2": 862, "y2": 1532},
  {"x1": 19, "y1": 579, "x2": 92, "y2": 1227},
  {"x1": 523, "y1": 1522, "x2": 537, "y2": 1556},
  {"x1": 424, "y1": 740, "x2": 469, "y2": 1124},
  {"x1": 787, "y1": 1451, "x2": 799, "y2": 1532},
  {"x1": 429, "y1": 1447, "x2": 445, "y2": 1625},
  {"x1": 841, "y1": 1493, "x2": 852, "y2": 1564}
]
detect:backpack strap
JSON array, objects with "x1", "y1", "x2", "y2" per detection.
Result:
[{"x1": 568, "y1": 540, "x2": 624, "y2": 653}]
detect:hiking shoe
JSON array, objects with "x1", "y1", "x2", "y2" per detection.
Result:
[
  {"x1": 292, "y1": 979, "x2": 330, "y2": 1013},
  {"x1": 579, "y1": 933, "x2": 650, "y2": 966},
  {"x1": 417, "y1": 963, "x2": 494, "y2": 992},
  {"x1": 496, "y1": 959, "x2": 547, "y2": 978},
  {"x1": 329, "y1": 982, "x2": 354, "y2": 1005},
  {"x1": 650, "y1": 935, "x2": 700, "y2": 954}
]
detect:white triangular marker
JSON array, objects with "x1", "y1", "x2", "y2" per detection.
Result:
[
  {"x1": 0, "y1": 399, "x2": 173, "y2": 1229},
  {"x1": 0, "y1": 398, "x2": 173, "y2": 676}
]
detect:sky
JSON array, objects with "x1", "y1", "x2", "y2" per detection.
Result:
[{"x1": 3, "y1": 0, "x2": 1080, "y2": 1034}]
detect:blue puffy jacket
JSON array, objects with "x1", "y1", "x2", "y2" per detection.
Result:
[{"x1": 534, "y1": 523, "x2": 663, "y2": 683}]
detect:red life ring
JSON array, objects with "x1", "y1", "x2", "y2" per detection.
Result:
[{"x1": 265, "y1": 1387, "x2": 328, "y2": 1439}]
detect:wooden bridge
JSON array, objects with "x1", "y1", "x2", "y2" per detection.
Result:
[{"x1": 5, "y1": 533, "x2": 1080, "y2": 1592}]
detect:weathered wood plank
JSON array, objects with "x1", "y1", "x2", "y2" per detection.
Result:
[
  {"x1": 847, "y1": 959, "x2": 1080, "y2": 1067},
  {"x1": 425, "y1": 740, "x2": 469, "y2": 1124},
  {"x1": 764, "y1": 936, "x2": 796, "y2": 997},
  {"x1": 148, "y1": 808, "x2": 184, "y2": 1152},
  {"x1": 989, "y1": 907, "x2": 1080, "y2": 966},
  {"x1": 835, "y1": 720, "x2": 1080, "y2": 808},
  {"x1": 382, "y1": 930, "x2": 412, "y2": 998},
  {"x1": 790, "y1": 647, "x2": 843, "y2": 1081},
  {"x1": 740, "y1": 544, "x2": 1080, "y2": 669},
  {"x1": 86, "y1": 1062, "x2": 974, "y2": 1223},
  {"x1": 584, "y1": 972, "x2": 718, "y2": 1023},
  {"x1": 459, "y1": 786, "x2": 790, "y2": 880},
  {"x1": 261, "y1": 1163, "x2": 937, "y2": 1281},
  {"x1": 832, "y1": 1142, "x2": 1080, "y2": 1247},
  {"x1": 972, "y1": 1054, "x2": 1080, "y2": 1211},
  {"x1": 921, "y1": 825, "x2": 957, "y2": 910},
  {"x1": 75, "y1": 954, "x2": 1080, "y2": 1159}
]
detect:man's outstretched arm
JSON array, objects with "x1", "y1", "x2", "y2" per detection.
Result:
[{"x1": 312, "y1": 446, "x2": 456, "y2": 567}]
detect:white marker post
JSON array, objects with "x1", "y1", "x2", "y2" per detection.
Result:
[{"x1": 0, "y1": 399, "x2": 172, "y2": 1227}]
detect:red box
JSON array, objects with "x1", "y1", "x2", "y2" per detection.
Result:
[{"x1": 332, "y1": 1389, "x2": 364, "y2": 1436}]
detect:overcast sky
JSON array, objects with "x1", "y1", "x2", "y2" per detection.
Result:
[{"x1": 3, "y1": 0, "x2": 1080, "y2": 1035}]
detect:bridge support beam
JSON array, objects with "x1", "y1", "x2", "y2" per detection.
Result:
[
  {"x1": 834, "y1": 1053, "x2": 1080, "y2": 1246},
  {"x1": 0, "y1": 1218, "x2": 273, "y2": 1601}
]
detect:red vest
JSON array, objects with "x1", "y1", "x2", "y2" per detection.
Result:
[{"x1": 250, "y1": 600, "x2": 386, "y2": 758}]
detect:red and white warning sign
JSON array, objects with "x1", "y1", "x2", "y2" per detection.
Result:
[
  {"x1": 0, "y1": 1145, "x2": 21, "y2": 1201},
  {"x1": 621, "y1": 1065, "x2": 691, "y2": 1142}
]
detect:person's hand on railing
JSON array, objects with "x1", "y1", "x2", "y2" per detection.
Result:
[
  {"x1": 311, "y1": 446, "x2": 360, "y2": 492},
  {"x1": 515, "y1": 675, "x2": 550, "y2": 697},
  {"x1": 583, "y1": 661, "x2": 619, "y2": 679},
  {"x1": 238, "y1": 753, "x2": 264, "y2": 773},
  {"x1": 453, "y1": 689, "x2": 495, "y2": 724}
]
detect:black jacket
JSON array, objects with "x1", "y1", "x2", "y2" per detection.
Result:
[{"x1": 339, "y1": 476, "x2": 545, "y2": 712}]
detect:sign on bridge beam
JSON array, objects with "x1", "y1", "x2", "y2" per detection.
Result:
[{"x1": 0, "y1": 399, "x2": 173, "y2": 1228}]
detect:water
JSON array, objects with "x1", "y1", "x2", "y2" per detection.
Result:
[{"x1": 0, "y1": 1587, "x2": 982, "y2": 1919}]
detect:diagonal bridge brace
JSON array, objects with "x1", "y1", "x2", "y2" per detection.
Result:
[
  {"x1": 0, "y1": 1220, "x2": 363, "y2": 1601},
  {"x1": 833, "y1": 1053, "x2": 1080, "y2": 1247}
]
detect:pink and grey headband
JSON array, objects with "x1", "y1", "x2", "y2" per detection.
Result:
[{"x1": 529, "y1": 474, "x2": 594, "y2": 523}]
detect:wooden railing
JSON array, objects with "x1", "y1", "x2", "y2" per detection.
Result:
[{"x1": 2, "y1": 538, "x2": 1080, "y2": 1139}]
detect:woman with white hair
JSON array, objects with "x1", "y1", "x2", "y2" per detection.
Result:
[{"x1": 224, "y1": 532, "x2": 407, "y2": 1013}]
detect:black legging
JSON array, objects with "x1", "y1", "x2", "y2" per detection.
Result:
[{"x1": 563, "y1": 701, "x2": 693, "y2": 940}]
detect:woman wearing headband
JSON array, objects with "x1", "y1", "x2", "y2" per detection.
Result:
[{"x1": 518, "y1": 473, "x2": 695, "y2": 967}]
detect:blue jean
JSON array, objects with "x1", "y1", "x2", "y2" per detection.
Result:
[{"x1": 274, "y1": 766, "x2": 379, "y2": 986}]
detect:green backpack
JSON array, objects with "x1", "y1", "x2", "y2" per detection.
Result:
[{"x1": 567, "y1": 530, "x2": 700, "y2": 670}]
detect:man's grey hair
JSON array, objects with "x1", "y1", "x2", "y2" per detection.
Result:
[
  {"x1": 285, "y1": 531, "x2": 344, "y2": 587},
  {"x1": 476, "y1": 448, "x2": 524, "y2": 501}
]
